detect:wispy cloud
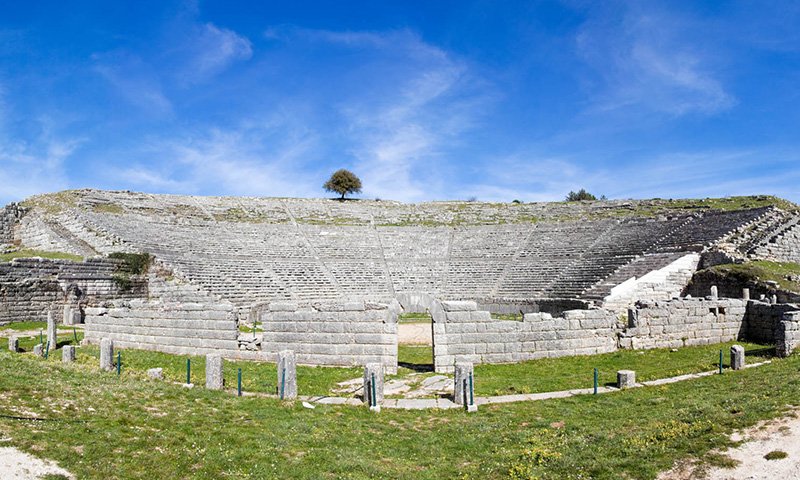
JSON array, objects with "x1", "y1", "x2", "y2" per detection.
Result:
[
  {"x1": 576, "y1": 3, "x2": 735, "y2": 116},
  {"x1": 172, "y1": 22, "x2": 253, "y2": 82},
  {"x1": 92, "y1": 51, "x2": 173, "y2": 116}
]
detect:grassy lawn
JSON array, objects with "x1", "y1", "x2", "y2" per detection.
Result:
[
  {"x1": 0, "y1": 344, "x2": 799, "y2": 479},
  {"x1": 0, "y1": 249, "x2": 84, "y2": 262},
  {"x1": 398, "y1": 312, "x2": 432, "y2": 324},
  {"x1": 0, "y1": 321, "x2": 83, "y2": 332},
  {"x1": 475, "y1": 341, "x2": 771, "y2": 396}
]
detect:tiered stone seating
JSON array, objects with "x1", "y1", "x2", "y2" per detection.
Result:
[{"x1": 11, "y1": 190, "x2": 783, "y2": 310}]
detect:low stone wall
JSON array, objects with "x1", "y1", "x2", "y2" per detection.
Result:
[
  {"x1": 621, "y1": 298, "x2": 747, "y2": 349},
  {"x1": 84, "y1": 299, "x2": 239, "y2": 356},
  {"x1": 777, "y1": 311, "x2": 800, "y2": 357},
  {"x1": 260, "y1": 301, "x2": 398, "y2": 373},
  {"x1": 745, "y1": 301, "x2": 800, "y2": 344},
  {"x1": 432, "y1": 301, "x2": 618, "y2": 372},
  {"x1": 475, "y1": 297, "x2": 590, "y2": 316},
  {"x1": 0, "y1": 257, "x2": 143, "y2": 324},
  {"x1": 685, "y1": 270, "x2": 800, "y2": 304}
]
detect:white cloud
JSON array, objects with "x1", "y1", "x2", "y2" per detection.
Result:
[
  {"x1": 576, "y1": 4, "x2": 735, "y2": 116},
  {"x1": 177, "y1": 22, "x2": 253, "y2": 81},
  {"x1": 92, "y1": 52, "x2": 173, "y2": 116}
]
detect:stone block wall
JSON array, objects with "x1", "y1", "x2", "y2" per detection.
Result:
[
  {"x1": 776, "y1": 311, "x2": 800, "y2": 357},
  {"x1": 0, "y1": 257, "x2": 143, "y2": 324},
  {"x1": 685, "y1": 271, "x2": 800, "y2": 304},
  {"x1": 260, "y1": 301, "x2": 398, "y2": 373},
  {"x1": 755, "y1": 222, "x2": 800, "y2": 263},
  {"x1": 0, "y1": 204, "x2": 20, "y2": 246},
  {"x1": 621, "y1": 298, "x2": 747, "y2": 349},
  {"x1": 432, "y1": 300, "x2": 618, "y2": 372},
  {"x1": 84, "y1": 299, "x2": 238, "y2": 356},
  {"x1": 745, "y1": 301, "x2": 800, "y2": 344}
]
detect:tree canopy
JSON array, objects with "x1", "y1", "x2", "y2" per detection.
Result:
[
  {"x1": 323, "y1": 169, "x2": 363, "y2": 200},
  {"x1": 565, "y1": 189, "x2": 603, "y2": 201}
]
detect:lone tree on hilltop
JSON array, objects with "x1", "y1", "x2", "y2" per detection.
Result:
[
  {"x1": 565, "y1": 189, "x2": 604, "y2": 202},
  {"x1": 324, "y1": 169, "x2": 362, "y2": 200}
]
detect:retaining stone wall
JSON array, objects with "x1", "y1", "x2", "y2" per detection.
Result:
[
  {"x1": 0, "y1": 204, "x2": 20, "y2": 246},
  {"x1": 755, "y1": 223, "x2": 800, "y2": 263},
  {"x1": 260, "y1": 301, "x2": 398, "y2": 373},
  {"x1": 745, "y1": 301, "x2": 800, "y2": 344},
  {"x1": 432, "y1": 300, "x2": 618, "y2": 373},
  {"x1": 621, "y1": 298, "x2": 747, "y2": 349},
  {"x1": 777, "y1": 311, "x2": 800, "y2": 357},
  {"x1": 0, "y1": 257, "x2": 143, "y2": 324}
]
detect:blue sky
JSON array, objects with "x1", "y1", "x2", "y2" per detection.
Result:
[{"x1": 1, "y1": 1, "x2": 799, "y2": 204}]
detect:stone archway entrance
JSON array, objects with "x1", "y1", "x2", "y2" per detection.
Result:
[{"x1": 395, "y1": 292, "x2": 439, "y2": 372}]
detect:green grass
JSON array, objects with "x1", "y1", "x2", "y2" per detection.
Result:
[
  {"x1": 0, "y1": 344, "x2": 799, "y2": 478},
  {"x1": 0, "y1": 249, "x2": 84, "y2": 262},
  {"x1": 398, "y1": 312, "x2": 432, "y2": 324},
  {"x1": 490, "y1": 313, "x2": 524, "y2": 321},
  {"x1": 398, "y1": 344, "x2": 433, "y2": 368},
  {"x1": 474, "y1": 341, "x2": 771, "y2": 396},
  {"x1": 764, "y1": 450, "x2": 788, "y2": 460},
  {"x1": 0, "y1": 321, "x2": 83, "y2": 332},
  {"x1": 707, "y1": 260, "x2": 800, "y2": 293},
  {"x1": 238, "y1": 324, "x2": 264, "y2": 333}
]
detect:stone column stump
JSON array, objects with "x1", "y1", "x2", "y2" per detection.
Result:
[
  {"x1": 47, "y1": 310, "x2": 58, "y2": 351},
  {"x1": 617, "y1": 370, "x2": 636, "y2": 389},
  {"x1": 100, "y1": 338, "x2": 114, "y2": 371},
  {"x1": 62, "y1": 345, "x2": 76, "y2": 363},
  {"x1": 206, "y1": 354, "x2": 224, "y2": 390},
  {"x1": 454, "y1": 362, "x2": 478, "y2": 412},
  {"x1": 8, "y1": 336, "x2": 19, "y2": 353},
  {"x1": 363, "y1": 363, "x2": 384, "y2": 412},
  {"x1": 32, "y1": 344, "x2": 44, "y2": 357},
  {"x1": 730, "y1": 345, "x2": 745, "y2": 370},
  {"x1": 147, "y1": 368, "x2": 164, "y2": 380},
  {"x1": 277, "y1": 350, "x2": 297, "y2": 400}
]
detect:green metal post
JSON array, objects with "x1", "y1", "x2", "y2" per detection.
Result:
[
  {"x1": 39, "y1": 330, "x2": 43, "y2": 345},
  {"x1": 593, "y1": 368, "x2": 598, "y2": 395},
  {"x1": 44, "y1": 341, "x2": 50, "y2": 359},
  {"x1": 73, "y1": 327, "x2": 78, "y2": 343},
  {"x1": 280, "y1": 367, "x2": 286, "y2": 400},
  {"x1": 463, "y1": 378, "x2": 468, "y2": 407},
  {"x1": 237, "y1": 368, "x2": 242, "y2": 397},
  {"x1": 117, "y1": 352, "x2": 121, "y2": 376},
  {"x1": 186, "y1": 358, "x2": 191, "y2": 384},
  {"x1": 719, "y1": 349, "x2": 723, "y2": 374},
  {"x1": 371, "y1": 373, "x2": 377, "y2": 407},
  {"x1": 469, "y1": 372, "x2": 474, "y2": 406}
]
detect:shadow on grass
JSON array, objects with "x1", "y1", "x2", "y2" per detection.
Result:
[
  {"x1": 398, "y1": 361, "x2": 435, "y2": 373},
  {"x1": 745, "y1": 346, "x2": 776, "y2": 359}
]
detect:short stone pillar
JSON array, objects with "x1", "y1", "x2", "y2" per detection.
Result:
[
  {"x1": 147, "y1": 368, "x2": 164, "y2": 380},
  {"x1": 8, "y1": 336, "x2": 19, "y2": 353},
  {"x1": 32, "y1": 343, "x2": 44, "y2": 357},
  {"x1": 777, "y1": 314, "x2": 800, "y2": 358},
  {"x1": 454, "y1": 362, "x2": 478, "y2": 412},
  {"x1": 62, "y1": 345, "x2": 76, "y2": 363},
  {"x1": 63, "y1": 304, "x2": 82, "y2": 326},
  {"x1": 277, "y1": 350, "x2": 297, "y2": 399},
  {"x1": 771, "y1": 294, "x2": 778, "y2": 304},
  {"x1": 363, "y1": 363, "x2": 384, "y2": 412},
  {"x1": 100, "y1": 338, "x2": 114, "y2": 371},
  {"x1": 742, "y1": 288, "x2": 750, "y2": 301},
  {"x1": 730, "y1": 345, "x2": 745, "y2": 370},
  {"x1": 710, "y1": 286, "x2": 718, "y2": 299},
  {"x1": 617, "y1": 370, "x2": 636, "y2": 388},
  {"x1": 47, "y1": 310, "x2": 58, "y2": 350},
  {"x1": 206, "y1": 354, "x2": 224, "y2": 390}
]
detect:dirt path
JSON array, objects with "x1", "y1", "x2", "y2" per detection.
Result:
[
  {"x1": 0, "y1": 446, "x2": 74, "y2": 479},
  {"x1": 659, "y1": 412, "x2": 800, "y2": 479}
]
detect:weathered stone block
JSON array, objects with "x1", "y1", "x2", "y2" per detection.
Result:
[
  {"x1": 147, "y1": 368, "x2": 164, "y2": 380},
  {"x1": 277, "y1": 350, "x2": 297, "y2": 399},
  {"x1": 730, "y1": 345, "x2": 745, "y2": 370},
  {"x1": 617, "y1": 370, "x2": 636, "y2": 388},
  {"x1": 62, "y1": 345, "x2": 76, "y2": 363},
  {"x1": 100, "y1": 338, "x2": 114, "y2": 371},
  {"x1": 32, "y1": 343, "x2": 44, "y2": 357},
  {"x1": 8, "y1": 336, "x2": 18, "y2": 353},
  {"x1": 206, "y1": 354, "x2": 224, "y2": 390}
]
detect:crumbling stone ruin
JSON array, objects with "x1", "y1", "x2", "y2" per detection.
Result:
[{"x1": 1, "y1": 189, "x2": 799, "y2": 371}]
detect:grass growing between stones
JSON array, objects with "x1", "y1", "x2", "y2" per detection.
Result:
[
  {"x1": 474, "y1": 341, "x2": 771, "y2": 396},
  {"x1": 706, "y1": 260, "x2": 800, "y2": 293},
  {"x1": 1, "y1": 348, "x2": 800, "y2": 479},
  {"x1": 398, "y1": 312, "x2": 432, "y2": 324}
]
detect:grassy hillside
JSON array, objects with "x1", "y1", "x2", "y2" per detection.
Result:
[{"x1": 706, "y1": 260, "x2": 800, "y2": 293}]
